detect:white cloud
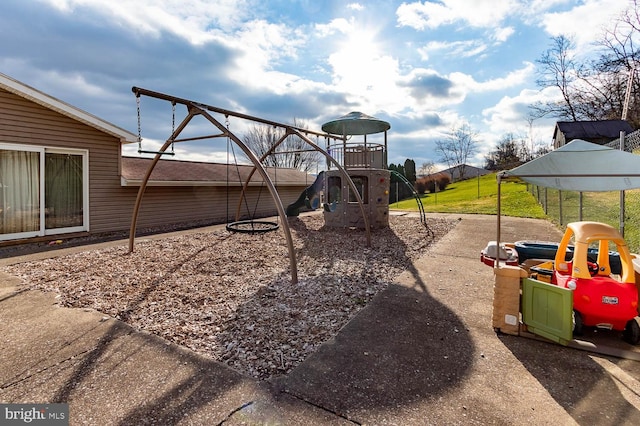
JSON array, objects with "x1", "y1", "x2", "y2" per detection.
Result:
[
  {"x1": 19, "y1": 0, "x2": 628, "y2": 167},
  {"x1": 396, "y1": 0, "x2": 520, "y2": 30},
  {"x1": 315, "y1": 18, "x2": 353, "y2": 37},
  {"x1": 203, "y1": 18, "x2": 312, "y2": 94},
  {"x1": 482, "y1": 87, "x2": 559, "y2": 139},
  {"x1": 539, "y1": 0, "x2": 630, "y2": 51},
  {"x1": 313, "y1": 19, "x2": 411, "y2": 114},
  {"x1": 450, "y1": 62, "x2": 535, "y2": 94},
  {"x1": 418, "y1": 40, "x2": 487, "y2": 61},
  {"x1": 493, "y1": 26, "x2": 515, "y2": 43},
  {"x1": 39, "y1": 0, "x2": 253, "y2": 42}
]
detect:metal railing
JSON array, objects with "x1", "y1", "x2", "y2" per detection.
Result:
[{"x1": 326, "y1": 142, "x2": 385, "y2": 169}]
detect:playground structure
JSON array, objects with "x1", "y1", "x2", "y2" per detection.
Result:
[
  {"x1": 320, "y1": 112, "x2": 392, "y2": 229},
  {"x1": 128, "y1": 87, "x2": 382, "y2": 284},
  {"x1": 286, "y1": 112, "x2": 427, "y2": 230},
  {"x1": 286, "y1": 112, "x2": 392, "y2": 229}
]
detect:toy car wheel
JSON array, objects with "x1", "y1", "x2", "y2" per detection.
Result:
[
  {"x1": 622, "y1": 318, "x2": 640, "y2": 345},
  {"x1": 573, "y1": 310, "x2": 584, "y2": 336}
]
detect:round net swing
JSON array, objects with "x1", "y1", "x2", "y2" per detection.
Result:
[
  {"x1": 225, "y1": 219, "x2": 279, "y2": 233},
  {"x1": 224, "y1": 117, "x2": 280, "y2": 234}
]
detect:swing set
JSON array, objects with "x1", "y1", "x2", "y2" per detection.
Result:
[{"x1": 128, "y1": 86, "x2": 372, "y2": 284}]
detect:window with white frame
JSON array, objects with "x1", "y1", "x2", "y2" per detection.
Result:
[{"x1": 0, "y1": 144, "x2": 88, "y2": 241}]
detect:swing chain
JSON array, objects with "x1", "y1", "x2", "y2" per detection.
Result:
[
  {"x1": 171, "y1": 101, "x2": 176, "y2": 134},
  {"x1": 136, "y1": 94, "x2": 176, "y2": 156},
  {"x1": 136, "y1": 94, "x2": 142, "y2": 150},
  {"x1": 170, "y1": 101, "x2": 176, "y2": 153}
]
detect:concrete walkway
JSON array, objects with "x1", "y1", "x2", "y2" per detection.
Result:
[{"x1": 2, "y1": 214, "x2": 640, "y2": 425}]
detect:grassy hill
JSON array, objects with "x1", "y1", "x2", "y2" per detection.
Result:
[{"x1": 391, "y1": 172, "x2": 546, "y2": 218}]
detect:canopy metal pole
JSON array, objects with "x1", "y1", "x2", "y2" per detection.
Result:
[
  {"x1": 620, "y1": 131, "x2": 626, "y2": 237},
  {"x1": 496, "y1": 173, "x2": 502, "y2": 269},
  {"x1": 558, "y1": 190, "x2": 563, "y2": 226}
]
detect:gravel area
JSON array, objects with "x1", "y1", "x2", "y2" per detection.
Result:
[{"x1": 3, "y1": 214, "x2": 456, "y2": 380}]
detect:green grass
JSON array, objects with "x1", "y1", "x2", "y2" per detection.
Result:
[
  {"x1": 390, "y1": 173, "x2": 546, "y2": 218},
  {"x1": 531, "y1": 186, "x2": 640, "y2": 253},
  {"x1": 390, "y1": 172, "x2": 640, "y2": 252}
]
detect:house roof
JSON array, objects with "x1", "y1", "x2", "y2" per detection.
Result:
[
  {"x1": 121, "y1": 157, "x2": 314, "y2": 187},
  {"x1": 0, "y1": 72, "x2": 137, "y2": 143},
  {"x1": 439, "y1": 164, "x2": 491, "y2": 177},
  {"x1": 553, "y1": 120, "x2": 633, "y2": 142}
]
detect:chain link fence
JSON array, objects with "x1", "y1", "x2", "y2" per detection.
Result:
[{"x1": 527, "y1": 184, "x2": 640, "y2": 252}]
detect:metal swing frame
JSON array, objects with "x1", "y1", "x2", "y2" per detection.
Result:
[{"x1": 128, "y1": 86, "x2": 373, "y2": 284}]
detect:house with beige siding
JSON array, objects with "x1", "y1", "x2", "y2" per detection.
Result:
[{"x1": 0, "y1": 73, "x2": 312, "y2": 245}]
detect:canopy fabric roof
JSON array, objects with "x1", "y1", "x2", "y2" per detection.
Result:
[
  {"x1": 502, "y1": 139, "x2": 640, "y2": 192},
  {"x1": 321, "y1": 111, "x2": 390, "y2": 135}
]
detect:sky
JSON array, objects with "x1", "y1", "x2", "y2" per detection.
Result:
[{"x1": 0, "y1": 0, "x2": 634, "y2": 171}]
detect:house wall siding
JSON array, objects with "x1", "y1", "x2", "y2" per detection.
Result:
[
  {"x1": 1, "y1": 89, "x2": 124, "y2": 235},
  {"x1": 108, "y1": 185, "x2": 301, "y2": 234},
  {"x1": 1, "y1": 89, "x2": 308, "y2": 241}
]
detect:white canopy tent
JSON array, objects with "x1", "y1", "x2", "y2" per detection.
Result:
[
  {"x1": 495, "y1": 139, "x2": 640, "y2": 255},
  {"x1": 501, "y1": 139, "x2": 640, "y2": 191}
]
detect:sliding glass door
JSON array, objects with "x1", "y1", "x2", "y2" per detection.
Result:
[
  {"x1": 45, "y1": 152, "x2": 84, "y2": 230},
  {"x1": 0, "y1": 144, "x2": 88, "y2": 241}
]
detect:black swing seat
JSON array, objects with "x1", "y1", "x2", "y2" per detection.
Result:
[{"x1": 138, "y1": 149, "x2": 175, "y2": 156}]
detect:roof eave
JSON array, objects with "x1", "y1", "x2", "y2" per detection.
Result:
[
  {"x1": 120, "y1": 177, "x2": 306, "y2": 187},
  {"x1": 0, "y1": 72, "x2": 137, "y2": 143}
]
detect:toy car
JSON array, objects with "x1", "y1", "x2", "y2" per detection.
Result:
[
  {"x1": 513, "y1": 240, "x2": 622, "y2": 275},
  {"x1": 530, "y1": 221, "x2": 640, "y2": 344}
]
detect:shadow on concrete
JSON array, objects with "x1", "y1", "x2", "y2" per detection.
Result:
[
  {"x1": 500, "y1": 334, "x2": 640, "y2": 425},
  {"x1": 275, "y1": 282, "x2": 475, "y2": 417},
  {"x1": 0, "y1": 295, "x2": 254, "y2": 424},
  {"x1": 113, "y1": 334, "x2": 251, "y2": 426}
]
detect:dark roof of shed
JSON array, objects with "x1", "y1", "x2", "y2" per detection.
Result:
[
  {"x1": 121, "y1": 157, "x2": 313, "y2": 186},
  {"x1": 554, "y1": 120, "x2": 633, "y2": 141}
]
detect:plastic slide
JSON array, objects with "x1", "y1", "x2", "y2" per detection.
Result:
[{"x1": 286, "y1": 171, "x2": 325, "y2": 216}]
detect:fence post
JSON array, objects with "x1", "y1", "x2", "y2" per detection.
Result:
[
  {"x1": 558, "y1": 190, "x2": 563, "y2": 225},
  {"x1": 579, "y1": 192, "x2": 583, "y2": 221}
]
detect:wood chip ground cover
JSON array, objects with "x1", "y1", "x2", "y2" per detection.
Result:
[{"x1": 4, "y1": 215, "x2": 455, "y2": 379}]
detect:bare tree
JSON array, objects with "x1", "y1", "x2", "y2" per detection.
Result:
[
  {"x1": 242, "y1": 118, "x2": 321, "y2": 172},
  {"x1": 419, "y1": 160, "x2": 435, "y2": 177},
  {"x1": 530, "y1": 35, "x2": 581, "y2": 121},
  {"x1": 484, "y1": 133, "x2": 528, "y2": 170},
  {"x1": 435, "y1": 124, "x2": 479, "y2": 180},
  {"x1": 530, "y1": 2, "x2": 640, "y2": 127},
  {"x1": 590, "y1": 0, "x2": 640, "y2": 127}
]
